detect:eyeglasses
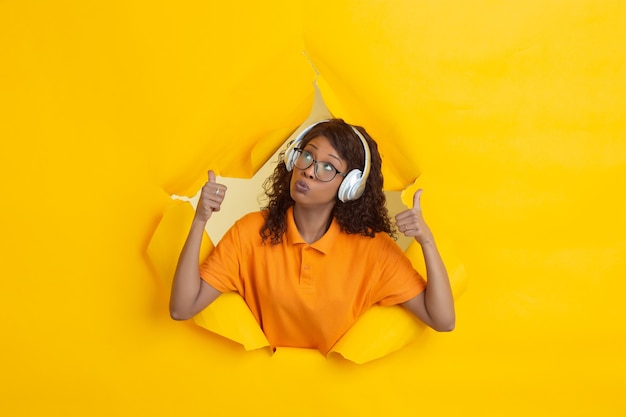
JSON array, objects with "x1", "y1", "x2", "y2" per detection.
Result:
[{"x1": 293, "y1": 148, "x2": 346, "y2": 182}]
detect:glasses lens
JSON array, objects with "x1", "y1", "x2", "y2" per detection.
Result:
[
  {"x1": 293, "y1": 149, "x2": 338, "y2": 182},
  {"x1": 315, "y1": 162, "x2": 337, "y2": 182},
  {"x1": 295, "y1": 150, "x2": 313, "y2": 170}
]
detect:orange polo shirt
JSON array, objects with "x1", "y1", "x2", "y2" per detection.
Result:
[{"x1": 199, "y1": 207, "x2": 426, "y2": 355}]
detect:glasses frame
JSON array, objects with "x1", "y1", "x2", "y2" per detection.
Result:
[{"x1": 293, "y1": 147, "x2": 347, "y2": 182}]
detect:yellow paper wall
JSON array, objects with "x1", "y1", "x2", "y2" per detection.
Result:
[{"x1": 1, "y1": 1, "x2": 624, "y2": 416}]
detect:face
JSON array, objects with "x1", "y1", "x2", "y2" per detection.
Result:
[{"x1": 289, "y1": 135, "x2": 348, "y2": 208}]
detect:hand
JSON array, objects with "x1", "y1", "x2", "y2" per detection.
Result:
[
  {"x1": 194, "y1": 170, "x2": 227, "y2": 223},
  {"x1": 395, "y1": 189, "x2": 434, "y2": 246}
]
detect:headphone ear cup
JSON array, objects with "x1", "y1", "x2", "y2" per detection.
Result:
[
  {"x1": 284, "y1": 144, "x2": 297, "y2": 171},
  {"x1": 338, "y1": 169, "x2": 364, "y2": 202}
]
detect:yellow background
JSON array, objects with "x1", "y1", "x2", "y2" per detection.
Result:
[{"x1": 1, "y1": 0, "x2": 624, "y2": 415}]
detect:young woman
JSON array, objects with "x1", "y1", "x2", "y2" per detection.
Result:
[{"x1": 170, "y1": 119, "x2": 455, "y2": 355}]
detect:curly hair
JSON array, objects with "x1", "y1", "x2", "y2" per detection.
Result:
[{"x1": 260, "y1": 118, "x2": 396, "y2": 244}]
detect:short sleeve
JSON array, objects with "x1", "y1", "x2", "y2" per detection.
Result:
[
  {"x1": 369, "y1": 236, "x2": 426, "y2": 306},
  {"x1": 199, "y1": 221, "x2": 244, "y2": 294}
]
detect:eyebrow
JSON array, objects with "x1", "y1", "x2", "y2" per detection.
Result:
[{"x1": 305, "y1": 143, "x2": 343, "y2": 165}]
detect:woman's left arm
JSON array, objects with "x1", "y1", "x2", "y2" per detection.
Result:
[{"x1": 395, "y1": 189, "x2": 455, "y2": 331}]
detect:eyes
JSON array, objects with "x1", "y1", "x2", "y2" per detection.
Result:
[
  {"x1": 300, "y1": 150, "x2": 335, "y2": 172},
  {"x1": 294, "y1": 148, "x2": 345, "y2": 182}
]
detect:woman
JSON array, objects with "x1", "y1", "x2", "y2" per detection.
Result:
[{"x1": 170, "y1": 119, "x2": 455, "y2": 355}]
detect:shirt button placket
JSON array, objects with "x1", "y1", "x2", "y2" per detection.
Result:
[{"x1": 300, "y1": 246, "x2": 313, "y2": 289}]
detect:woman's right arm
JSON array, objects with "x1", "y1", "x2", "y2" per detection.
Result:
[{"x1": 169, "y1": 170, "x2": 226, "y2": 320}]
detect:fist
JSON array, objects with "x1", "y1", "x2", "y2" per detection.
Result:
[{"x1": 195, "y1": 170, "x2": 227, "y2": 222}]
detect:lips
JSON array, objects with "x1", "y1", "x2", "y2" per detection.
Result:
[{"x1": 295, "y1": 180, "x2": 309, "y2": 193}]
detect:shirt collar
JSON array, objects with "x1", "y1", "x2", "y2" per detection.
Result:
[{"x1": 285, "y1": 206, "x2": 340, "y2": 254}]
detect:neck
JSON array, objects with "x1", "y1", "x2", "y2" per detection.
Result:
[{"x1": 293, "y1": 204, "x2": 334, "y2": 244}]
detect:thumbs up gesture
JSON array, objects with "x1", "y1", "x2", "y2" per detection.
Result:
[
  {"x1": 195, "y1": 170, "x2": 227, "y2": 223},
  {"x1": 395, "y1": 189, "x2": 434, "y2": 246}
]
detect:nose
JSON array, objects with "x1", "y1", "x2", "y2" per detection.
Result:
[
  {"x1": 302, "y1": 163, "x2": 315, "y2": 179},
  {"x1": 302, "y1": 164, "x2": 315, "y2": 179}
]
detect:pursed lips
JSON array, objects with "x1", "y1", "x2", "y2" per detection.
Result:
[{"x1": 295, "y1": 180, "x2": 309, "y2": 193}]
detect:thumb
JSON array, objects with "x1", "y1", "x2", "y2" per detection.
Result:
[
  {"x1": 208, "y1": 170, "x2": 216, "y2": 183},
  {"x1": 413, "y1": 189, "x2": 423, "y2": 211}
]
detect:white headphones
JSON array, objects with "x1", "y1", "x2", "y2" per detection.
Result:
[{"x1": 284, "y1": 120, "x2": 371, "y2": 202}]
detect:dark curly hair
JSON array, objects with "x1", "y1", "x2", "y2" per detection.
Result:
[{"x1": 260, "y1": 118, "x2": 396, "y2": 244}]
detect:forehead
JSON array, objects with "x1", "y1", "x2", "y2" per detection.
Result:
[
  {"x1": 303, "y1": 136, "x2": 345, "y2": 167},
  {"x1": 304, "y1": 135, "x2": 337, "y2": 154}
]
